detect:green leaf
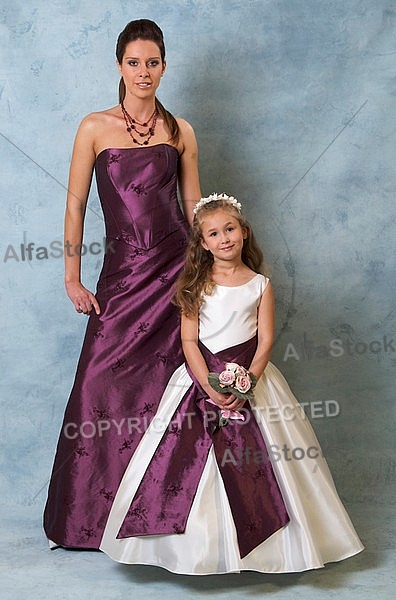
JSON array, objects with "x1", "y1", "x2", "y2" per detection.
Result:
[
  {"x1": 232, "y1": 389, "x2": 254, "y2": 402},
  {"x1": 249, "y1": 372, "x2": 258, "y2": 389}
]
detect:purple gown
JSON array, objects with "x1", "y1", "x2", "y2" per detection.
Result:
[{"x1": 43, "y1": 144, "x2": 189, "y2": 548}]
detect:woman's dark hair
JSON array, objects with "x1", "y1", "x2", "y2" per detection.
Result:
[{"x1": 116, "y1": 19, "x2": 179, "y2": 144}]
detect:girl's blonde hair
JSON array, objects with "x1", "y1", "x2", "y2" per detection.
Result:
[{"x1": 173, "y1": 198, "x2": 264, "y2": 316}]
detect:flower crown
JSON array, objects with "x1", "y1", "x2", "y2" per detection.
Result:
[{"x1": 193, "y1": 192, "x2": 242, "y2": 215}]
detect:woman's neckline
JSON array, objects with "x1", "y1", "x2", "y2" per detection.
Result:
[
  {"x1": 95, "y1": 143, "x2": 179, "y2": 162},
  {"x1": 214, "y1": 273, "x2": 262, "y2": 289}
]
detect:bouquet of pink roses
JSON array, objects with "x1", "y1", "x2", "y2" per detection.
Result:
[
  {"x1": 208, "y1": 362, "x2": 257, "y2": 401},
  {"x1": 207, "y1": 362, "x2": 257, "y2": 426}
]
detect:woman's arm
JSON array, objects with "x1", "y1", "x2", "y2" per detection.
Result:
[
  {"x1": 64, "y1": 115, "x2": 100, "y2": 314},
  {"x1": 181, "y1": 312, "x2": 231, "y2": 408},
  {"x1": 249, "y1": 281, "x2": 275, "y2": 379},
  {"x1": 177, "y1": 118, "x2": 201, "y2": 226}
]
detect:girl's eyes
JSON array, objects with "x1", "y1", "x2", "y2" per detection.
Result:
[{"x1": 209, "y1": 227, "x2": 234, "y2": 237}]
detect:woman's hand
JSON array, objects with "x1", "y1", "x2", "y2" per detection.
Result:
[{"x1": 66, "y1": 281, "x2": 100, "y2": 315}]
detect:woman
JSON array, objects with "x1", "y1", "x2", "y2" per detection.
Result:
[{"x1": 43, "y1": 19, "x2": 201, "y2": 549}]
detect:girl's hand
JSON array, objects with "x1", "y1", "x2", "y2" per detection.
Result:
[
  {"x1": 220, "y1": 394, "x2": 246, "y2": 412},
  {"x1": 207, "y1": 390, "x2": 245, "y2": 411},
  {"x1": 206, "y1": 389, "x2": 231, "y2": 408},
  {"x1": 66, "y1": 281, "x2": 100, "y2": 315}
]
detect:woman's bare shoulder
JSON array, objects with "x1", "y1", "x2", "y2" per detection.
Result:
[
  {"x1": 175, "y1": 117, "x2": 198, "y2": 156},
  {"x1": 79, "y1": 106, "x2": 120, "y2": 130},
  {"x1": 175, "y1": 116, "x2": 196, "y2": 135}
]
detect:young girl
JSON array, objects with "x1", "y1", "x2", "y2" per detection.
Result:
[{"x1": 99, "y1": 193, "x2": 364, "y2": 574}]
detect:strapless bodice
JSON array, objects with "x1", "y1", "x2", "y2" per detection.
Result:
[{"x1": 95, "y1": 144, "x2": 186, "y2": 249}]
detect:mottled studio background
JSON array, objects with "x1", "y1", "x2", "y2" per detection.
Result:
[{"x1": 0, "y1": 0, "x2": 395, "y2": 593}]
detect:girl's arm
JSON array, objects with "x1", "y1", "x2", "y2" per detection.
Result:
[
  {"x1": 249, "y1": 281, "x2": 275, "y2": 379},
  {"x1": 181, "y1": 312, "x2": 232, "y2": 408},
  {"x1": 64, "y1": 115, "x2": 100, "y2": 315},
  {"x1": 176, "y1": 118, "x2": 201, "y2": 227},
  {"x1": 216, "y1": 282, "x2": 275, "y2": 411}
]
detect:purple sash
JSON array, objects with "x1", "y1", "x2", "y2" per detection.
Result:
[{"x1": 117, "y1": 337, "x2": 289, "y2": 558}]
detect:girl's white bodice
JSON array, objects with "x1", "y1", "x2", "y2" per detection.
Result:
[{"x1": 198, "y1": 274, "x2": 269, "y2": 353}]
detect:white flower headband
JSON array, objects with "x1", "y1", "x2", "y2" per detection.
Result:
[{"x1": 193, "y1": 192, "x2": 242, "y2": 215}]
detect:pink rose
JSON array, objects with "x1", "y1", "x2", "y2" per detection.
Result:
[
  {"x1": 235, "y1": 365, "x2": 248, "y2": 376},
  {"x1": 235, "y1": 374, "x2": 251, "y2": 393},
  {"x1": 225, "y1": 362, "x2": 248, "y2": 376},
  {"x1": 218, "y1": 370, "x2": 236, "y2": 387}
]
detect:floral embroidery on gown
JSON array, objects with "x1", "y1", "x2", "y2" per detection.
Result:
[{"x1": 43, "y1": 144, "x2": 189, "y2": 548}]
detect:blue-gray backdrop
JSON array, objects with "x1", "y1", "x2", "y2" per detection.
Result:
[{"x1": 1, "y1": 1, "x2": 394, "y2": 522}]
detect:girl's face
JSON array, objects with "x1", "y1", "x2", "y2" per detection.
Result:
[
  {"x1": 117, "y1": 39, "x2": 165, "y2": 101},
  {"x1": 200, "y1": 209, "x2": 247, "y2": 263}
]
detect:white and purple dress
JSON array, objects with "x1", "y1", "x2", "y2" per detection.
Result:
[{"x1": 99, "y1": 274, "x2": 364, "y2": 574}]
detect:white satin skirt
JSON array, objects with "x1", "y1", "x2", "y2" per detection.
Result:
[{"x1": 99, "y1": 362, "x2": 364, "y2": 574}]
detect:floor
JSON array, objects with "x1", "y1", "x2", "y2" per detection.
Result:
[{"x1": 1, "y1": 501, "x2": 394, "y2": 599}]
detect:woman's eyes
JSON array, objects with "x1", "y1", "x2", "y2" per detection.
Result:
[{"x1": 127, "y1": 60, "x2": 160, "y2": 68}]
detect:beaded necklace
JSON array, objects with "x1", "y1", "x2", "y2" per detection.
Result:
[{"x1": 121, "y1": 102, "x2": 158, "y2": 146}]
